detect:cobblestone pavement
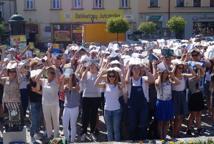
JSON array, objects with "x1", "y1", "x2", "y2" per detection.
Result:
[{"x1": 1, "y1": 108, "x2": 214, "y2": 143}]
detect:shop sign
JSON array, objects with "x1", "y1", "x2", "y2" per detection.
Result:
[
  {"x1": 54, "y1": 30, "x2": 71, "y2": 42},
  {"x1": 192, "y1": 15, "x2": 214, "y2": 21},
  {"x1": 60, "y1": 10, "x2": 124, "y2": 23}
]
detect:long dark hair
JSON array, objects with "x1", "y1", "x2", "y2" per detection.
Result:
[{"x1": 70, "y1": 74, "x2": 78, "y2": 87}]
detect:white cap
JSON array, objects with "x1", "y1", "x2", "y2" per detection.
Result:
[
  {"x1": 171, "y1": 59, "x2": 185, "y2": 65},
  {"x1": 30, "y1": 69, "x2": 43, "y2": 78},
  {"x1": 8, "y1": 48, "x2": 16, "y2": 52},
  {"x1": 107, "y1": 67, "x2": 121, "y2": 73},
  {"x1": 79, "y1": 55, "x2": 90, "y2": 63},
  {"x1": 129, "y1": 58, "x2": 141, "y2": 66},
  {"x1": 153, "y1": 49, "x2": 162, "y2": 55},
  {"x1": 64, "y1": 68, "x2": 74, "y2": 78},
  {"x1": 6, "y1": 61, "x2": 17, "y2": 70},
  {"x1": 110, "y1": 60, "x2": 121, "y2": 65},
  {"x1": 18, "y1": 60, "x2": 27, "y2": 67}
]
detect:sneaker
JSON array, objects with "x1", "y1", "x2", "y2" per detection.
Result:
[
  {"x1": 197, "y1": 128, "x2": 203, "y2": 135},
  {"x1": 31, "y1": 136, "x2": 36, "y2": 143},
  {"x1": 80, "y1": 133, "x2": 86, "y2": 142},
  {"x1": 94, "y1": 128, "x2": 100, "y2": 135},
  {"x1": 34, "y1": 133, "x2": 42, "y2": 140},
  {"x1": 186, "y1": 129, "x2": 192, "y2": 135},
  {"x1": 90, "y1": 133, "x2": 97, "y2": 142}
]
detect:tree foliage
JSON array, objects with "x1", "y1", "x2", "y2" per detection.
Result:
[
  {"x1": 138, "y1": 21, "x2": 157, "y2": 35},
  {"x1": 0, "y1": 22, "x2": 5, "y2": 36},
  {"x1": 167, "y1": 16, "x2": 186, "y2": 34},
  {"x1": 107, "y1": 17, "x2": 129, "y2": 34}
]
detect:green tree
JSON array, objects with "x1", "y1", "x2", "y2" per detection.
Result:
[
  {"x1": 106, "y1": 17, "x2": 129, "y2": 42},
  {"x1": 167, "y1": 16, "x2": 186, "y2": 39},
  {"x1": 0, "y1": 22, "x2": 5, "y2": 43},
  {"x1": 138, "y1": 21, "x2": 157, "y2": 36}
]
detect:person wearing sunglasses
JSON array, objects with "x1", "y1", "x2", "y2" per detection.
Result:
[
  {"x1": 36, "y1": 66, "x2": 62, "y2": 140},
  {"x1": 125, "y1": 60, "x2": 154, "y2": 140},
  {"x1": 95, "y1": 68, "x2": 123, "y2": 141},
  {"x1": 0, "y1": 61, "x2": 22, "y2": 131},
  {"x1": 155, "y1": 65, "x2": 179, "y2": 139},
  {"x1": 171, "y1": 60, "x2": 195, "y2": 138}
]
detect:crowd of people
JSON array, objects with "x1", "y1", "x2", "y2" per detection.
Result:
[{"x1": 0, "y1": 35, "x2": 214, "y2": 143}]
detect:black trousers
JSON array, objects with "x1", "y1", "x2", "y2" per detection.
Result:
[{"x1": 81, "y1": 97, "x2": 101, "y2": 134}]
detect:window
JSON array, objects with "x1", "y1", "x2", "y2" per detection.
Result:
[
  {"x1": 176, "y1": 0, "x2": 184, "y2": 7},
  {"x1": 73, "y1": 0, "x2": 82, "y2": 9},
  {"x1": 51, "y1": 0, "x2": 61, "y2": 9},
  {"x1": 150, "y1": 0, "x2": 158, "y2": 8},
  {"x1": 211, "y1": 0, "x2": 214, "y2": 7},
  {"x1": 121, "y1": 0, "x2": 129, "y2": 8},
  {"x1": 193, "y1": 0, "x2": 201, "y2": 7},
  {"x1": 94, "y1": 0, "x2": 103, "y2": 8},
  {"x1": 25, "y1": 0, "x2": 35, "y2": 9}
]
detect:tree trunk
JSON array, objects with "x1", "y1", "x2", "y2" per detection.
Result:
[{"x1": 117, "y1": 33, "x2": 118, "y2": 43}]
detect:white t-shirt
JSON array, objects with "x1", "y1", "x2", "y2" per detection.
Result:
[
  {"x1": 172, "y1": 77, "x2": 186, "y2": 91},
  {"x1": 205, "y1": 72, "x2": 211, "y2": 83},
  {"x1": 156, "y1": 81, "x2": 172, "y2": 101},
  {"x1": 82, "y1": 72, "x2": 100, "y2": 98},
  {"x1": 19, "y1": 75, "x2": 29, "y2": 89},
  {"x1": 42, "y1": 79, "x2": 59, "y2": 105},
  {"x1": 132, "y1": 78, "x2": 142, "y2": 87},
  {"x1": 104, "y1": 84, "x2": 120, "y2": 111}
]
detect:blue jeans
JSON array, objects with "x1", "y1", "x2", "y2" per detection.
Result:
[
  {"x1": 30, "y1": 102, "x2": 42, "y2": 136},
  {"x1": 104, "y1": 109, "x2": 121, "y2": 141}
]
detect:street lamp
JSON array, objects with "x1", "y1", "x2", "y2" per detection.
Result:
[
  {"x1": 90, "y1": 15, "x2": 95, "y2": 23},
  {"x1": 168, "y1": 0, "x2": 171, "y2": 20}
]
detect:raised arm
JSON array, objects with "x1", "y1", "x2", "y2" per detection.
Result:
[
  {"x1": 125, "y1": 66, "x2": 131, "y2": 84},
  {"x1": 35, "y1": 67, "x2": 46, "y2": 85},
  {"x1": 182, "y1": 66, "x2": 196, "y2": 78},
  {"x1": 94, "y1": 70, "x2": 106, "y2": 89},
  {"x1": 155, "y1": 71, "x2": 161, "y2": 86},
  {"x1": 80, "y1": 67, "x2": 88, "y2": 82},
  {"x1": 169, "y1": 72, "x2": 180, "y2": 85},
  {"x1": 143, "y1": 66, "x2": 155, "y2": 84},
  {"x1": 19, "y1": 45, "x2": 30, "y2": 57}
]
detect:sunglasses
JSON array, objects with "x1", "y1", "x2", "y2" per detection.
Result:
[
  {"x1": 8, "y1": 70, "x2": 16, "y2": 73},
  {"x1": 49, "y1": 71, "x2": 56, "y2": 75},
  {"x1": 178, "y1": 67, "x2": 184, "y2": 70},
  {"x1": 108, "y1": 74, "x2": 115, "y2": 78},
  {"x1": 192, "y1": 53, "x2": 199, "y2": 57}
]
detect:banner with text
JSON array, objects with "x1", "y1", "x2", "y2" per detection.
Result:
[{"x1": 60, "y1": 10, "x2": 124, "y2": 23}]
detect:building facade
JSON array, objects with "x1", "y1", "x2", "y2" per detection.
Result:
[
  {"x1": 138, "y1": 0, "x2": 214, "y2": 38},
  {"x1": 16, "y1": 0, "x2": 139, "y2": 43},
  {"x1": 0, "y1": 0, "x2": 16, "y2": 21},
  {"x1": 16, "y1": 0, "x2": 214, "y2": 43}
]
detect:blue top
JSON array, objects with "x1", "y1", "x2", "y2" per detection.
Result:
[{"x1": 64, "y1": 89, "x2": 80, "y2": 108}]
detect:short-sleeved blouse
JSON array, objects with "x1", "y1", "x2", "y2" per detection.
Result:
[{"x1": 1, "y1": 77, "x2": 21, "y2": 103}]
